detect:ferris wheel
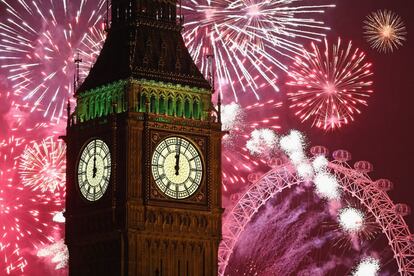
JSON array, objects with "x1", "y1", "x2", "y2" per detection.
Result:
[{"x1": 218, "y1": 146, "x2": 414, "y2": 276}]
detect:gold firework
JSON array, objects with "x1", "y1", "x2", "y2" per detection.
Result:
[{"x1": 364, "y1": 10, "x2": 407, "y2": 53}]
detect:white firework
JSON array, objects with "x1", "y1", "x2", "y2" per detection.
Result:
[
  {"x1": 338, "y1": 207, "x2": 365, "y2": 234},
  {"x1": 182, "y1": 0, "x2": 335, "y2": 100},
  {"x1": 312, "y1": 155, "x2": 329, "y2": 172},
  {"x1": 37, "y1": 240, "x2": 68, "y2": 270},
  {"x1": 246, "y1": 128, "x2": 279, "y2": 157},
  {"x1": 352, "y1": 257, "x2": 380, "y2": 276},
  {"x1": 313, "y1": 172, "x2": 341, "y2": 200},
  {"x1": 221, "y1": 102, "x2": 245, "y2": 132},
  {"x1": 18, "y1": 137, "x2": 66, "y2": 193}
]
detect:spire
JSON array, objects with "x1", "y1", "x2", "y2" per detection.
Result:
[
  {"x1": 76, "y1": 0, "x2": 210, "y2": 94},
  {"x1": 111, "y1": 0, "x2": 177, "y2": 26},
  {"x1": 66, "y1": 99, "x2": 71, "y2": 127}
]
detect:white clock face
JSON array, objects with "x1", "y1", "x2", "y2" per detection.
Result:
[
  {"x1": 151, "y1": 136, "x2": 203, "y2": 200},
  {"x1": 77, "y1": 139, "x2": 111, "y2": 201}
]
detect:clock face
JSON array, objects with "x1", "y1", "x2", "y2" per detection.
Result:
[
  {"x1": 151, "y1": 136, "x2": 203, "y2": 200},
  {"x1": 77, "y1": 139, "x2": 111, "y2": 201}
]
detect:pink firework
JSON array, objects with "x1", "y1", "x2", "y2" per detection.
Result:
[
  {"x1": 0, "y1": 136, "x2": 63, "y2": 275},
  {"x1": 287, "y1": 38, "x2": 374, "y2": 130},
  {"x1": 19, "y1": 137, "x2": 66, "y2": 194},
  {"x1": 221, "y1": 100, "x2": 282, "y2": 192},
  {"x1": 182, "y1": 0, "x2": 334, "y2": 100},
  {"x1": 0, "y1": 0, "x2": 107, "y2": 122}
]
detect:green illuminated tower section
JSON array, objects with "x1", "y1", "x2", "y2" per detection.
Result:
[{"x1": 64, "y1": 0, "x2": 222, "y2": 275}]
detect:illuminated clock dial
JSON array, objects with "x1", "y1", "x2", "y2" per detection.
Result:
[
  {"x1": 151, "y1": 136, "x2": 203, "y2": 200},
  {"x1": 77, "y1": 139, "x2": 111, "y2": 201}
]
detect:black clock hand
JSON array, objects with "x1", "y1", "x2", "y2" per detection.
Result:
[
  {"x1": 93, "y1": 140, "x2": 97, "y2": 178},
  {"x1": 175, "y1": 138, "x2": 181, "y2": 175}
]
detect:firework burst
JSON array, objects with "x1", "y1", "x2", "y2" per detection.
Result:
[
  {"x1": 352, "y1": 257, "x2": 381, "y2": 276},
  {"x1": 182, "y1": 0, "x2": 334, "y2": 101},
  {"x1": 364, "y1": 10, "x2": 407, "y2": 53},
  {"x1": 37, "y1": 239, "x2": 68, "y2": 271},
  {"x1": 19, "y1": 137, "x2": 66, "y2": 193},
  {"x1": 0, "y1": 136, "x2": 63, "y2": 275},
  {"x1": 221, "y1": 100, "x2": 282, "y2": 192},
  {"x1": 287, "y1": 38, "x2": 374, "y2": 131},
  {"x1": 0, "y1": 0, "x2": 107, "y2": 122}
]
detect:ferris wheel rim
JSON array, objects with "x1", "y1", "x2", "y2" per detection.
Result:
[{"x1": 218, "y1": 160, "x2": 414, "y2": 276}]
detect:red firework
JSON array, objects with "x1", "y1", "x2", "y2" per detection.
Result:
[
  {"x1": 221, "y1": 99, "x2": 282, "y2": 192},
  {"x1": 287, "y1": 38, "x2": 374, "y2": 131},
  {"x1": 0, "y1": 136, "x2": 63, "y2": 275}
]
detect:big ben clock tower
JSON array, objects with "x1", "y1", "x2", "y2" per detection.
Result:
[{"x1": 64, "y1": 0, "x2": 222, "y2": 275}]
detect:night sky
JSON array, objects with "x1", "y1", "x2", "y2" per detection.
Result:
[
  {"x1": 0, "y1": 0, "x2": 413, "y2": 274},
  {"x1": 312, "y1": 0, "x2": 414, "y2": 229},
  {"x1": 237, "y1": 0, "x2": 414, "y2": 229}
]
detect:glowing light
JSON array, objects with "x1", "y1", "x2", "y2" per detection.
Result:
[
  {"x1": 0, "y1": 137, "x2": 63, "y2": 275},
  {"x1": 221, "y1": 100, "x2": 282, "y2": 190},
  {"x1": 246, "y1": 128, "x2": 278, "y2": 157},
  {"x1": 312, "y1": 155, "x2": 329, "y2": 172},
  {"x1": 352, "y1": 257, "x2": 380, "y2": 276},
  {"x1": 338, "y1": 207, "x2": 365, "y2": 233},
  {"x1": 314, "y1": 172, "x2": 341, "y2": 200},
  {"x1": 296, "y1": 162, "x2": 314, "y2": 180},
  {"x1": 279, "y1": 130, "x2": 305, "y2": 155},
  {"x1": 364, "y1": 10, "x2": 407, "y2": 53},
  {"x1": 18, "y1": 137, "x2": 66, "y2": 193},
  {"x1": 37, "y1": 240, "x2": 68, "y2": 270},
  {"x1": 182, "y1": 0, "x2": 335, "y2": 100},
  {"x1": 53, "y1": 211, "x2": 66, "y2": 223},
  {"x1": 287, "y1": 38, "x2": 374, "y2": 130},
  {"x1": 221, "y1": 102, "x2": 245, "y2": 132},
  {"x1": 0, "y1": 0, "x2": 107, "y2": 121}
]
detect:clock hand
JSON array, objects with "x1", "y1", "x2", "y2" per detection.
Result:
[
  {"x1": 175, "y1": 138, "x2": 182, "y2": 175},
  {"x1": 93, "y1": 140, "x2": 97, "y2": 178}
]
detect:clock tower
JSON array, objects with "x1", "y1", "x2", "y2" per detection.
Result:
[{"x1": 64, "y1": 0, "x2": 222, "y2": 275}]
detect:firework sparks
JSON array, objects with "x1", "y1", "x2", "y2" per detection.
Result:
[
  {"x1": 338, "y1": 207, "x2": 365, "y2": 234},
  {"x1": 221, "y1": 102, "x2": 245, "y2": 132},
  {"x1": 287, "y1": 38, "x2": 374, "y2": 130},
  {"x1": 313, "y1": 172, "x2": 341, "y2": 200},
  {"x1": 352, "y1": 257, "x2": 380, "y2": 276},
  {"x1": 0, "y1": 136, "x2": 63, "y2": 275},
  {"x1": 19, "y1": 137, "x2": 66, "y2": 193},
  {"x1": 364, "y1": 10, "x2": 407, "y2": 53},
  {"x1": 0, "y1": 0, "x2": 107, "y2": 121},
  {"x1": 182, "y1": 0, "x2": 334, "y2": 100},
  {"x1": 220, "y1": 100, "x2": 281, "y2": 191},
  {"x1": 246, "y1": 128, "x2": 279, "y2": 157},
  {"x1": 37, "y1": 240, "x2": 68, "y2": 271}
]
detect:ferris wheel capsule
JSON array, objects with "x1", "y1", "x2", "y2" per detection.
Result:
[
  {"x1": 230, "y1": 192, "x2": 242, "y2": 203},
  {"x1": 310, "y1": 145, "x2": 329, "y2": 157},
  {"x1": 247, "y1": 173, "x2": 261, "y2": 183},
  {"x1": 404, "y1": 234, "x2": 414, "y2": 242},
  {"x1": 375, "y1": 179, "x2": 394, "y2": 192},
  {"x1": 354, "y1": 161, "x2": 374, "y2": 174},
  {"x1": 267, "y1": 157, "x2": 285, "y2": 168},
  {"x1": 394, "y1": 204, "x2": 411, "y2": 217},
  {"x1": 332, "y1": 149, "x2": 352, "y2": 162}
]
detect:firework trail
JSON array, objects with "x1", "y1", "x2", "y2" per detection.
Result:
[
  {"x1": 0, "y1": 84, "x2": 65, "y2": 274},
  {"x1": 0, "y1": 0, "x2": 107, "y2": 122},
  {"x1": 364, "y1": 10, "x2": 407, "y2": 53},
  {"x1": 37, "y1": 239, "x2": 68, "y2": 271},
  {"x1": 19, "y1": 137, "x2": 66, "y2": 193},
  {"x1": 0, "y1": 136, "x2": 63, "y2": 275},
  {"x1": 287, "y1": 38, "x2": 374, "y2": 131},
  {"x1": 220, "y1": 100, "x2": 281, "y2": 192},
  {"x1": 182, "y1": 0, "x2": 334, "y2": 101},
  {"x1": 352, "y1": 257, "x2": 381, "y2": 276},
  {"x1": 224, "y1": 182, "x2": 394, "y2": 275}
]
